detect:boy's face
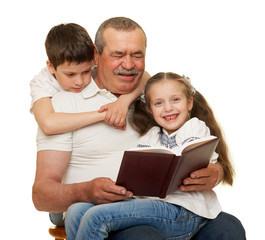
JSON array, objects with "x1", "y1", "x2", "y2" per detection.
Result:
[
  {"x1": 47, "y1": 61, "x2": 93, "y2": 93},
  {"x1": 94, "y1": 28, "x2": 146, "y2": 95}
]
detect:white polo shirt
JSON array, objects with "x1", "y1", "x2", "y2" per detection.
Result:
[
  {"x1": 30, "y1": 67, "x2": 62, "y2": 112},
  {"x1": 37, "y1": 79, "x2": 139, "y2": 184}
]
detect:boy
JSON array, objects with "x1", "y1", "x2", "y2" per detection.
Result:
[{"x1": 30, "y1": 23, "x2": 149, "y2": 135}]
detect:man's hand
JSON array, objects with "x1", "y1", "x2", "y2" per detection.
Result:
[
  {"x1": 179, "y1": 163, "x2": 223, "y2": 192},
  {"x1": 83, "y1": 177, "x2": 133, "y2": 205}
]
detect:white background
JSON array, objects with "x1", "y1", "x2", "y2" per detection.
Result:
[{"x1": 1, "y1": 0, "x2": 264, "y2": 239}]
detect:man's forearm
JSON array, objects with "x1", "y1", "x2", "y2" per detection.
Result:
[
  {"x1": 32, "y1": 179, "x2": 81, "y2": 212},
  {"x1": 213, "y1": 162, "x2": 224, "y2": 186}
]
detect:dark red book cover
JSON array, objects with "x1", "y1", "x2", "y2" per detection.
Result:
[{"x1": 116, "y1": 136, "x2": 219, "y2": 198}]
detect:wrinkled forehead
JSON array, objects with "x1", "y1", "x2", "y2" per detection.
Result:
[{"x1": 102, "y1": 28, "x2": 146, "y2": 52}]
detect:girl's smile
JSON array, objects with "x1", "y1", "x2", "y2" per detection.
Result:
[
  {"x1": 148, "y1": 79, "x2": 193, "y2": 135},
  {"x1": 163, "y1": 113, "x2": 179, "y2": 121}
]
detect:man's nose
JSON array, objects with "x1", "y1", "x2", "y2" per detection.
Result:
[{"x1": 121, "y1": 56, "x2": 135, "y2": 69}]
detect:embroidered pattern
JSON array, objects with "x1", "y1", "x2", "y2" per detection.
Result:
[
  {"x1": 137, "y1": 144, "x2": 151, "y2": 148},
  {"x1": 182, "y1": 137, "x2": 200, "y2": 145},
  {"x1": 159, "y1": 130, "x2": 177, "y2": 149}
]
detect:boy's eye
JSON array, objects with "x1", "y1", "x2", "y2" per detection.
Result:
[
  {"x1": 83, "y1": 70, "x2": 91, "y2": 75},
  {"x1": 173, "y1": 98, "x2": 179, "y2": 102},
  {"x1": 66, "y1": 73, "x2": 75, "y2": 77}
]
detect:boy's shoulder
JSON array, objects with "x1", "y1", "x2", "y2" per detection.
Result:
[
  {"x1": 31, "y1": 67, "x2": 62, "y2": 91},
  {"x1": 33, "y1": 67, "x2": 54, "y2": 81}
]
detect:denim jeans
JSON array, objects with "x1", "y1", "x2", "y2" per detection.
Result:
[
  {"x1": 64, "y1": 199, "x2": 207, "y2": 240},
  {"x1": 50, "y1": 211, "x2": 246, "y2": 240},
  {"x1": 192, "y1": 212, "x2": 246, "y2": 240}
]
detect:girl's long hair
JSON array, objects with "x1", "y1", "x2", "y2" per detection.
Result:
[{"x1": 130, "y1": 72, "x2": 234, "y2": 185}]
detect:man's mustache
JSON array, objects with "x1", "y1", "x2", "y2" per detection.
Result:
[{"x1": 114, "y1": 68, "x2": 139, "y2": 75}]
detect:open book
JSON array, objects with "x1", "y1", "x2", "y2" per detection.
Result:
[{"x1": 116, "y1": 136, "x2": 219, "y2": 198}]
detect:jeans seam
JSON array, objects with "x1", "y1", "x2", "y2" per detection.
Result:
[{"x1": 174, "y1": 207, "x2": 184, "y2": 223}]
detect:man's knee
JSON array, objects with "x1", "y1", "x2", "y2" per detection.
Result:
[
  {"x1": 49, "y1": 212, "x2": 64, "y2": 227},
  {"x1": 108, "y1": 225, "x2": 164, "y2": 240},
  {"x1": 192, "y1": 212, "x2": 246, "y2": 240}
]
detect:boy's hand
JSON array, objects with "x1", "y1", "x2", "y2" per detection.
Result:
[{"x1": 98, "y1": 102, "x2": 127, "y2": 130}]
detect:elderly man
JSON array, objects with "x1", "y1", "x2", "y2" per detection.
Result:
[{"x1": 32, "y1": 17, "x2": 245, "y2": 239}]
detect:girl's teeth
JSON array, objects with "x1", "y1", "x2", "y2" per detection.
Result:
[{"x1": 165, "y1": 114, "x2": 177, "y2": 120}]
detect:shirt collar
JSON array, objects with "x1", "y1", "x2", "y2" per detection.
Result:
[{"x1": 81, "y1": 77, "x2": 117, "y2": 101}]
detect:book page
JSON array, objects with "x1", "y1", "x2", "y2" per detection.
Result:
[
  {"x1": 179, "y1": 135, "x2": 217, "y2": 154},
  {"x1": 128, "y1": 136, "x2": 218, "y2": 156},
  {"x1": 128, "y1": 146, "x2": 175, "y2": 155}
]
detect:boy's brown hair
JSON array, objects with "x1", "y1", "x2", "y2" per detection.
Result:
[{"x1": 45, "y1": 23, "x2": 94, "y2": 69}]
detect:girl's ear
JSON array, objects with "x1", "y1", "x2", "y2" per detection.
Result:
[
  {"x1": 46, "y1": 60, "x2": 56, "y2": 74},
  {"x1": 146, "y1": 106, "x2": 153, "y2": 116},
  {"x1": 188, "y1": 97, "x2": 194, "y2": 111}
]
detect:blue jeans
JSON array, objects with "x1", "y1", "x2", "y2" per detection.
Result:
[
  {"x1": 50, "y1": 211, "x2": 246, "y2": 240},
  {"x1": 64, "y1": 199, "x2": 207, "y2": 240},
  {"x1": 192, "y1": 211, "x2": 246, "y2": 240}
]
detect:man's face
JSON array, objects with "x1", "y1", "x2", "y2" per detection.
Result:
[
  {"x1": 47, "y1": 61, "x2": 93, "y2": 93},
  {"x1": 94, "y1": 28, "x2": 146, "y2": 95}
]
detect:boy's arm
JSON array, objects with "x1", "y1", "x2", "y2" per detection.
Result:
[
  {"x1": 33, "y1": 97, "x2": 106, "y2": 135},
  {"x1": 99, "y1": 71, "x2": 150, "y2": 129}
]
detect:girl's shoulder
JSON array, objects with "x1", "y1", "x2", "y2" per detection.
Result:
[
  {"x1": 176, "y1": 117, "x2": 211, "y2": 144},
  {"x1": 141, "y1": 126, "x2": 161, "y2": 139},
  {"x1": 137, "y1": 126, "x2": 161, "y2": 147},
  {"x1": 184, "y1": 117, "x2": 207, "y2": 130}
]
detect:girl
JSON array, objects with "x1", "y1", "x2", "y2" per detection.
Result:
[
  {"x1": 131, "y1": 72, "x2": 234, "y2": 186},
  {"x1": 64, "y1": 72, "x2": 234, "y2": 240}
]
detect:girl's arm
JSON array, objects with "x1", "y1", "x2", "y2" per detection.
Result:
[
  {"x1": 33, "y1": 97, "x2": 106, "y2": 135},
  {"x1": 99, "y1": 71, "x2": 151, "y2": 129}
]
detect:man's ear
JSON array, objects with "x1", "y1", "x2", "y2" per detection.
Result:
[
  {"x1": 93, "y1": 43, "x2": 99, "y2": 65},
  {"x1": 46, "y1": 60, "x2": 56, "y2": 74}
]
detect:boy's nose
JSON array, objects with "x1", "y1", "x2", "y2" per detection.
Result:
[{"x1": 74, "y1": 75, "x2": 83, "y2": 86}]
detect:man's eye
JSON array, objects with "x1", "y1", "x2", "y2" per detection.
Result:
[
  {"x1": 132, "y1": 54, "x2": 143, "y2": 59},
  {"x1": 111, "y1": 54, "x2": 123, "y2": 59}
]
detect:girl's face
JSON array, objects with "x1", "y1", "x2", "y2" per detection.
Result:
[{"x1": 148, "y1": 79, "x2": 193, "y2": 135}]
